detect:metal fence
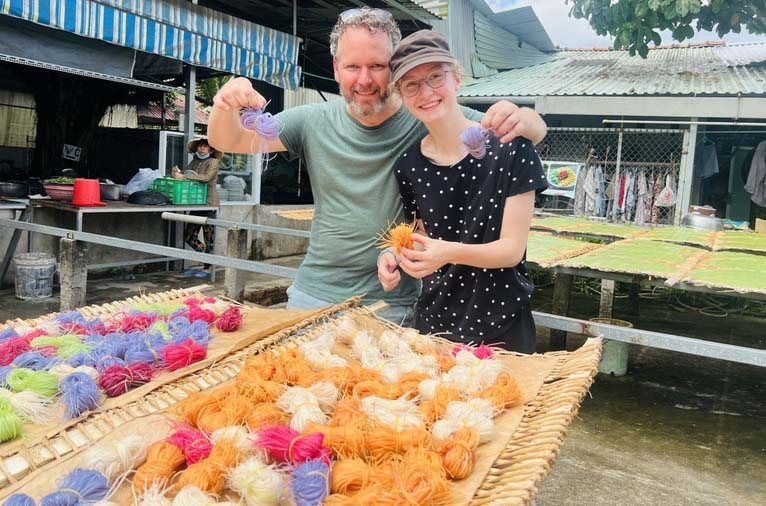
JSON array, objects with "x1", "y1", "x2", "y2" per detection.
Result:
[{"x1": 535, "y1": 127, "x2": 687, "y2": 225}]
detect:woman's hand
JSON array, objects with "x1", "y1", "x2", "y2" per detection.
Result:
[
  {"x1": 398, "y1": 234, "x2": 453, "y2": 279},
  {"x1": 377, "y1": 250, "x2": 401, "y2": 292}
]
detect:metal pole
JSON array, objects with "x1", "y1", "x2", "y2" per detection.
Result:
[
  {"x1": 603, "y1": 119, "x2": 766, "y2": 127},
  {"x1": 678, "y1": 122, "x2": 698, "y2": 221},
  {"x1": 161, "y1": 212, "x2": 310, "y2": 237},
  {"x1": 611, "y1": 131, "x2": 623, "y2": 221}
]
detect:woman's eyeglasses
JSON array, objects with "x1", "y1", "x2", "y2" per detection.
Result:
[
  {"x1": 399, "y1": 70, "x2": 452, "y2": 97},
  {"x1": 339, "y1": 8, "x2": 393, "y2": 24}
]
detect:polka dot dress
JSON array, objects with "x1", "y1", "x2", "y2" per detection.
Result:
[{"x1": 393, "y1": 135, "x2": 548, "y2": 351}]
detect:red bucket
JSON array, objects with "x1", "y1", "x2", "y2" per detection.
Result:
[{"x1": 72, "y1": 178, "x2": 106, "y2": 207}]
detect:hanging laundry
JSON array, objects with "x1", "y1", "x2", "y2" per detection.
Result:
[
  {"x1": 573, "y1": 164, "x2": 589, "y2": 215},
  {"x1": 592, "y1": 165, "x2": 606, "y2": 217},
  {"x1": 745, "y1": 140, "x2": 766, "y2": 207},
  {"x1": 624, "y1": 169, "x2": 637, "y2": 222},
  {"x1": 582, "y1": 166, "x2": 599, "y2": 214},
  {"x1": 634, "y1": 170, "x2": 652, "y2": 225},
  {"x1": 694, "y1": 140, "x2": 720, "y2": 178},
  {"x1": 651, "y1": 173, "x2": 664, "y2": 224}
]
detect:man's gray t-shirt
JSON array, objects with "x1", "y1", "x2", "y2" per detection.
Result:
[{"x1": 277, "y1": 99, "x2": 480, "y2": 306}]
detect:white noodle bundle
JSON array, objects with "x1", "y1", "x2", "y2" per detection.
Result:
[
  {"x1": 228, "y1": 457, "x2": 286, "y2": 506},
  {"x1": 352, "y1": 330, "x2": 386, "y2": 371},
  {"x1": 360, "y1": 396, "x2": 423, "y2": 432},
  {"x1": 136, "y1": 483, "x2": 172, "y2": 506},
  {"x1": 418, "y1": 379, "x2": 440, "y2": 401},
  {"x1": 400, "y1": 327, "x2": 436, "y2": 353},
  {"x1": 173, "y1": 484, "x2": 240, "y2": 505},
  {"x1": 49, "y1": 364, "x2": 100, "y2": 381},
  {"x1": 211, "y1": 426, "x2": 256, "y2": 457},
  {"x1": 0, "y1": 388, "x2": 53, "y2": 424},
  {"x1": 333, "y1": 316, "x2": 359, "y2": 344},
  {"x1": 442, "y1": 353, "x2": 504, "y2": 395},
  {"x1": 80, "y1": 434, "x2": 150, "y2": 481},
  {"x1": 276, "y1": 386, "x2": 327, "y2": 433},
  {"x1": 431, "y1": 398, "x2": 495, "y2": 444},
  {"x1": 376, "y1": 329, "x2": 412, "y2": 356}
]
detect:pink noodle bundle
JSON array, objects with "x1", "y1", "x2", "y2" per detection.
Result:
[
  {"x1": 187, "y1": 307, "x2": 216, "y2": 324},
  {"x1": 215, "y1": 306, "x2": 243, "y2": 332},
  {"x1": 98, "y1": 362, "x2": 153, "y2": 397},
  {"x1": 118, "y1": 312, "x2": 159, "y2": 332},
  {"x1": 256, "y1": 426, "x2": 331, "y2": 465},
  {"x1": 451, "y1": 343, "x2": 495, "y2": 359},
  {"x1": 162, "y1": 339, "x2": 207, "y2": 371},
  {"x1": 22, "y1": 329, "x2": 49, "y2": 341},
  {"x1": 0, "y1": 338, "x2": 31, "y2": 366},
  {"x1": 166, "y1": 427, "x2": 213, "y2": 465}
]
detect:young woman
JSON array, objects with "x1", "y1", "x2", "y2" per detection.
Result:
[{"x1": 377, "y1": 30, "x2": 548, "y2": 353}]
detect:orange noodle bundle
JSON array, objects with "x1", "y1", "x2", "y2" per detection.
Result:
[
  {"x1": 241, "y1": 353, "x2": 279, "y2": 381},
  {"x1": 245, "y1": 402, "x2": 289, "y2": 430},
  {"x1": 376, "y1": 219, "x2": 417, "y2": 254},
  {"x1": 175, "y1": 391, "x2": 220, "y2": 428},
  {"x1": 371, "y1": 455, "x2": 452, "y2": 506},
  {"x1": 195, "y1": 393, "x2": 252, "y2": 433},
  {"x1": 324, "y1": 485, "x2": 391, "y2": 506},
  {"x1": 436, "y1": 427, "x2": 480, "y2": 480},
  {"x1": 132, "y1": 441, "x2": 185, "y2": 492},
  {"x1": 328, "y1": 397, "x2": 367, "y2": 427},
  {"x1": 477, "y1": 371, "x2": 523, "y2": 410},
  {"x1": 418, "y1": 384, "x2": 462, "y2": 425},
  {"x1": 437, "y1": 352, "x2": 456, "y2": 372},
  {"x1": 352, "y1": 377, "x2": 421, "y2": 400},
  {"x1": 236, "y1": 372, "x2": 284, "y2": 403},
  {"x1": 270, "y1": 348, "x2": 313, "y2": 385},
  {"x1": 330, "y1": 458, "x2": 377, "y2": 495},
  {"x1": 175, "y1": 439, "x2": 243, "y2": 494},
  {"x1": 306, "y1": 419, "x2": 367, "y2": 459},
  {"x1": 365, "y1": 423, "x2": 432, "y2": 460}
]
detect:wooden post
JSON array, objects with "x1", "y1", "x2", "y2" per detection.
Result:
[
  {"x1": 223, "y1": 227, "x2": 247, "y2": 302},
  {"x1": 599, "y1": 279, "x2": 616, "y2": 318},
  {"x1": 549, "y1": 273, "x2": 572, "y2": 350},
  {"x1": 59, "y1": 237, "x2": 87, "y2": 311}
]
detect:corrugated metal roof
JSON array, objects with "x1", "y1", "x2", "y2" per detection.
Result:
[
  {"x1": 473, "y1": 9, "x2": 558, "y2": 70},
  {"x1": 458, "y1": 42, "x2": 766, "y2": 98},
  {"x1": 487, "y1": 6, "x2": 556, "y2": 52}
]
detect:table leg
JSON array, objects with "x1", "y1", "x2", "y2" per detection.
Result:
[
  {"x1": 59, "y1": 237, "x2": 88, "y2": 311},
  {"x1": 550, "y1": 273, "x2": 572, "y2": 350},
  {"x1": 599, "y1": 279, "x2": 616, "y2": 318}
]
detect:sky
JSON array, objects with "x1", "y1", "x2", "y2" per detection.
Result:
[{"x1": 484, "y1": 0, "x2": 764, "y2": 48}]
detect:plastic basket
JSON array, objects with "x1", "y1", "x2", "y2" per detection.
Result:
[{"x1": 150, "y1": 177, "x2": 208, "y2": 205}]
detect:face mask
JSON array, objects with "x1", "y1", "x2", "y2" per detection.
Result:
[{"x1": 196, "y1": 152, "x2": 210, "y2": 160}]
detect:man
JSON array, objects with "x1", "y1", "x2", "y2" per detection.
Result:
[{"x1": 209, "y1": 8, "x2": 547, "y2": 325}]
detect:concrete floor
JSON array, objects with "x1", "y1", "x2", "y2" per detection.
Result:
[{"x1": 0, "y1": 260, "x2": 764, "y2": 505}]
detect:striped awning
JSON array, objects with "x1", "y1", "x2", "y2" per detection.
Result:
[{"x1": 0, "y1": 0, "x2": 302, "y2": 89}]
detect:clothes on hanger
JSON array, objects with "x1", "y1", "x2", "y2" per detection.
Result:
[
  {"x1": 694, "y1": 139, "x2": 720, "y2": 178},
  {"x1": 745, "y1": 140, "x2": 766, "y2": 207},
  {"x1": 634, "y1": 170, "x2": 652, "y2": 225}
]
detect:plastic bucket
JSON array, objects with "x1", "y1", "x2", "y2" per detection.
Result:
[
  {"x1": 72, "y1": 178, "x2": 105, "y2": 207},
  {"x1": 590, "y1": 318, "x2": 633, "y2": 376},
  {"x1": 14, "y1": 253, "x2": 56, "y2": 300}
]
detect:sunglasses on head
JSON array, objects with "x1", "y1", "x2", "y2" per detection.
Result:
[{"x1": 339, "y1": 8, "x2": 393, "y2": 24}]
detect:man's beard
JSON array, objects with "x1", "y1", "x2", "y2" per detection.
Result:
[{"x1": 343, "y1": 85, "x2": 391, "y2": 117}]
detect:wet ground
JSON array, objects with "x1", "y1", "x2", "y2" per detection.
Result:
[{"x1": 0, "y1": 261, "x2": 764, "y2": 505}]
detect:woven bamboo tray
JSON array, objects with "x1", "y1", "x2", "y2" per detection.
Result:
[
  {"x1": 0, "y1": 289, "x2": 361, "y2": 492},
  {"x1": 2, "y1": 303, "x2": 601, "y2": 505}
]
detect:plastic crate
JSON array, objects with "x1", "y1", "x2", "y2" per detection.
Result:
[{"x1": 150, "y1": 177, "x2": 208, "y2": 205}]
